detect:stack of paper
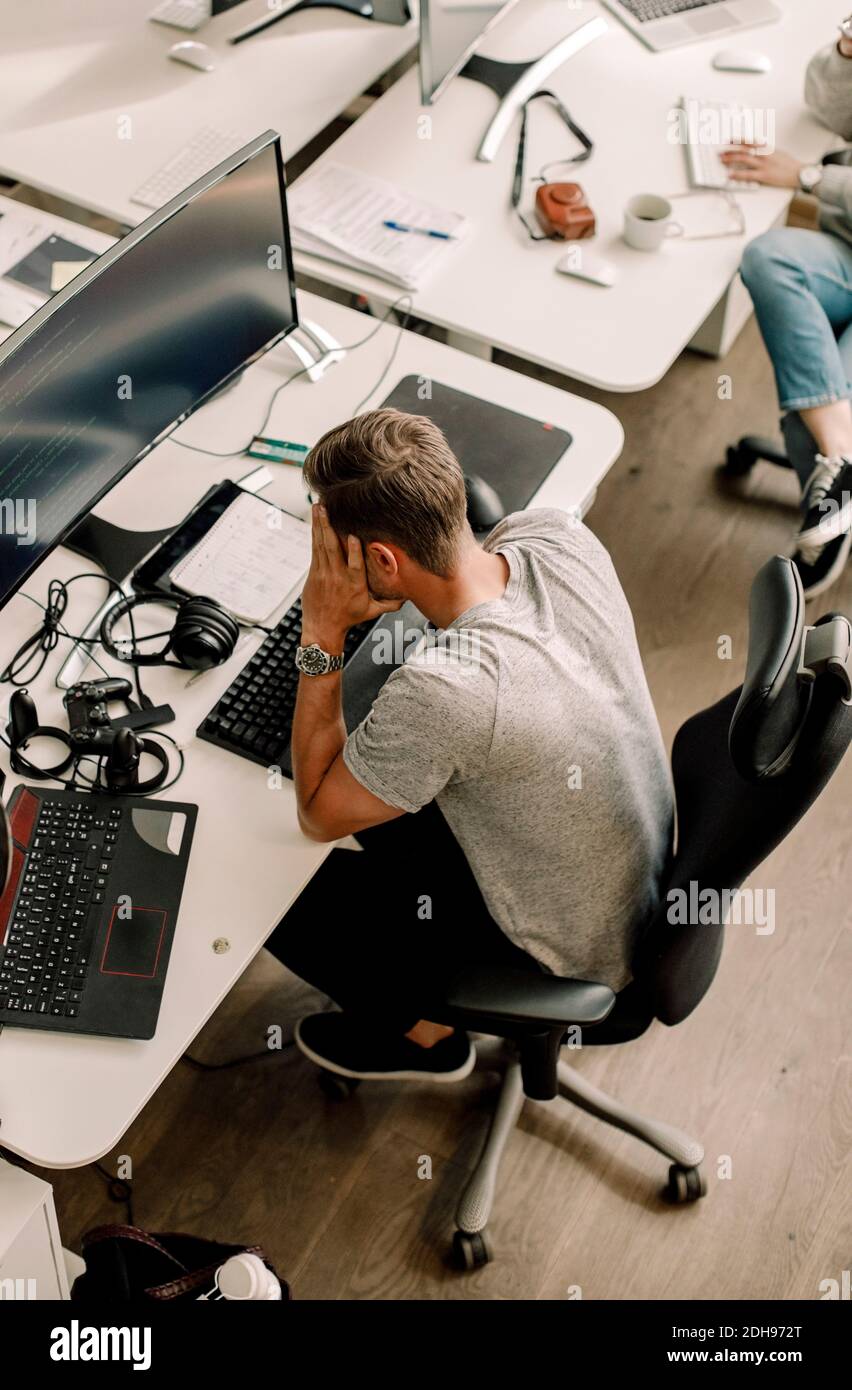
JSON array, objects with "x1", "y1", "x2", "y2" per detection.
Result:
[
  {"x1": 0, "y1": 197, "x2": 114, "y2": 328},
  {"x1": 289, "y1": 163, "x2": 469, "y2": 290},
  {"x1": 171, "y1": 489, "x2": 310, "y2": 625}
]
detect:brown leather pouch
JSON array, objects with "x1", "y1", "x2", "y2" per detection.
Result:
[{"x1": 535, "y1": 182, "x2": 596, "y2": 240}]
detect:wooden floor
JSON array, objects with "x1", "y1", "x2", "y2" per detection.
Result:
[{"x1": 22, "y1": 314, "x2": 852, "y2": 1301}]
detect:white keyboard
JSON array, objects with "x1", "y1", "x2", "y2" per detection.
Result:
[
  {"x1": 148, "y1": 0, "x2": 210, "y2": 30},
  {"x1": 131, "y1": 128, "x2": 242, "y2": 210},
  {"x1": 680, "y1": 97, "x2": 761, "y2": 192}
]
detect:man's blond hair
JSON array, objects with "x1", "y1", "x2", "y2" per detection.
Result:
[{"x1": 304, "y1": 408, "x2": 468, "y2": 576}]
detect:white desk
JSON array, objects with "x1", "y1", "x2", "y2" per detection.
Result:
[
  {"x1": 0, "y1": 0, "x2": 417, "y2": 227},
  {"x1": 290, "y1": 0, "x2": 840, "y2": 390},
  {"x1": 0, "y1": 289, "x2": 622, "y2": 1168},
  {"x1": 0, "y1": 1159, "x2": 76, "y2": 1300}
]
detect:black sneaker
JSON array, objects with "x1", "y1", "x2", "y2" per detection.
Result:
[
  {"x1": 295, "y1": 1012, "x2": 475, "y2": 1083},
  {"x1": 792, "y1": 527, "x2": 852, "y2": 600},
  {"x1": 797, "y1": 455, "x2": 852, "y2": 545}
]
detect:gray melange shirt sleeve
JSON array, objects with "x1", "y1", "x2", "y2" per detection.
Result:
[{"x1": 805, "y1": 42, "x2": 852, "y2": 139}]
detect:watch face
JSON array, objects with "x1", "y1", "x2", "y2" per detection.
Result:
[{"x1": 298, "y1": 644, "x2": 330, "y2": 676}]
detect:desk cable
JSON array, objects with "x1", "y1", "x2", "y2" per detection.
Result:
[{"x1": 170, "y1": 294, "x2": 413, "y2": 463}]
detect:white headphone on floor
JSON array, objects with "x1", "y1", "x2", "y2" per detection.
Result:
[{"x1": 197, "y1": 1252, "x2": 282, "y2": 1301}]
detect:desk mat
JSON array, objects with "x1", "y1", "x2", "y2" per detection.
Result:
[{"x1": 380, "y1": 375, "x2": 572, "y2": 515}]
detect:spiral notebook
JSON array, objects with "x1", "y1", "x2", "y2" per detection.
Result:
[{"x1": 169, "y1": 489, "x2": 310, "y2": 624}]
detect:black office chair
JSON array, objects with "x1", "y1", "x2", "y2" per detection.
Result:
[
  {"x1": 723, "y1": 435, "x2": 793, "y2": 478},
  {"x1": 723, "y1": 410, "x2": 821, "y2": 482},
  {"x1": 326, "y1": 556, "x2": 852, "y2": 1270}
]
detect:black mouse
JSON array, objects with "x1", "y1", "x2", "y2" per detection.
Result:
[{"x1": 464, "y1": 473, "x2": 505, "y2": 532}]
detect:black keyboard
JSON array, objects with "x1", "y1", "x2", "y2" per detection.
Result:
[
  {"x1": 197, "y1": 596, "x2": 376, "y2": 771},
  {"x1": 0, "y1": 797, "x2": 122, "y2": 1020}
]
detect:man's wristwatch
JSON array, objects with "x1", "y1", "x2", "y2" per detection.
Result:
[
  {"x1": 799, "y1": 165, "x2": 824, "y2": 195},
  {"x1": 295, "y1": 642, "x2": 344, "y2": 677}
]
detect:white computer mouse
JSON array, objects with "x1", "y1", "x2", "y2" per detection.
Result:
[
  {"x1": 712, "y1": 49, "x2": 772, "y2": 74},
  {"x1": 168, "y1": 40, "x2": 216, "y2": 71}
]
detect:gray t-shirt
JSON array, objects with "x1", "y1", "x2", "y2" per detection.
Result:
[
  {"x1": 343, "y1": 508, "x2": 673, "y2": 990},
  {"x1": 804, "y1": 43, "x2": 852, "y2": 246}
]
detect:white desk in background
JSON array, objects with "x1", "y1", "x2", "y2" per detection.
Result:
[
  {"x1": 0, "y1": 1158, "x2": 83, "y2": 1299},
  {"x1": 0, "y1": 0, "x2": 417, "y2": 228},
  {"x1": 0, "y1": 289, "x2": 623, "y2": 1169},
  {"x1": 290, "y1": 0, "x2": 841, "y2": 390}
]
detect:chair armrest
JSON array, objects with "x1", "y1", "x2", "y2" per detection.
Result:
[{"x1": 442, "y1": 965, "x2": 616, "y2": 1029}]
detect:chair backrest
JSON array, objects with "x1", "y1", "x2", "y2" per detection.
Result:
[{"x1": 635, "y1": 557, "x2": 852, "y2": 1026}]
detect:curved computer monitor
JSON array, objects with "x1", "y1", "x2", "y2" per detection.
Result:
[
  {"x1": 0, "y1": 130, "x2": 298, "y2": 613},
  {"x1": 419, "y1": 0, "x2": 519, "y2": 105}
]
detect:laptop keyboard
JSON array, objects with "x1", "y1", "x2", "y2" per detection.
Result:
[
  {"x1": 0, "y1": 800, "x2": 122, "y2": 1019},
  {"x1": 619, "y1": 0, "x2": 719, "y2": 19}
]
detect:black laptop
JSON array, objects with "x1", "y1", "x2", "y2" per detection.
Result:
[{"x1": 0, "y1": 783, "x2": 196, "y2": 1040}]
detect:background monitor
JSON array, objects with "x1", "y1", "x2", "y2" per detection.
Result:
[
  {"x1": 418, "y1": 0, "x2": 519, "y2": 104},
  {"x1": 0, "y1": 131, "x2": 298, "y2": 612}
]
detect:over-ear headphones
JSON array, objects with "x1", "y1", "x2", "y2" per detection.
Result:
[
  {"x1": 5, "y1": 688, "x2": 174, "y2": 794},
  {"x1": 104, "y1": 727, "x2": 170, "y2": 794},
  {"x1": 100, "y1": 593, "x2": 241, "y2": 672},
  {"x1": 6, "y1": 688, "x2": 75, "y2": 781}
]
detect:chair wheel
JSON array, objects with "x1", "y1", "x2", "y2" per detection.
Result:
[
  {"x1": 664, "y1": 1163, "x2": 707, "y2": 1204},
  {"x1": 318, "y1": 1070, "x2": 360, "y2": 1101},
  {"x1": 452, "y1": 1229, "x2": 494, "y2": 1271},
  {"x1": 722, "y1": 444, "x2": 756, "y2": 477}
]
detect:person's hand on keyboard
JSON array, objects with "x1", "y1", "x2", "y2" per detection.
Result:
[
  {"x1": 300, "y1": 505, "x2": 403, "y2": 651},
  {"x1": 720, "y1": 144, "x2": 805, "y2": 189}
]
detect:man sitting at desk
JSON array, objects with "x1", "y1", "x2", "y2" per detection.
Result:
[{"x1": 265, "y1": 408, "x2": 673, "y2": 1083}]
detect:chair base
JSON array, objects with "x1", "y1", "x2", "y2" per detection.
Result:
[
  {"x1": 723, "y1": 435, "x2": 793, "y2": 477},
  {"x1": 452, "y1": 1038, "x2": 705, "y2": 1268}
]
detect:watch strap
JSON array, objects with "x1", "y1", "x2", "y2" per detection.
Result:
[{"x1": 296, "y1": 644, "x2": 344, "y2": 675}]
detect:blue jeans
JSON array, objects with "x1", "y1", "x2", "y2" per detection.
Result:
[{"x1": 740, "y1": 226, "x2": 852, "y2": 492}]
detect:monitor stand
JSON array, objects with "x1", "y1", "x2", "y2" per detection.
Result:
[
  {"x1": 283, "y1": 319, "x2": 347, "y2": 383},
  {"x1": 228, "y1": 0, "x2": 410, "y2": 43},
  {"x1": 461, "y1": 15, "x2": 607, "y2": 163}
]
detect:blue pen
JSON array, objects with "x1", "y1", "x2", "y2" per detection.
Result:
[{"x1": 383, "y1": 220, "x2": 456, "y2": 240}]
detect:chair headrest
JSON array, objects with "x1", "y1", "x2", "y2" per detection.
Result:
[{"x1": 729, "y1": 556, "x2": 852, "y2": 780}]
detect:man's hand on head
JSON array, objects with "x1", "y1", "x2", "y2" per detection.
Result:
[{"x1": 299, "y1": 504, "x2": 403, "y2": 651}]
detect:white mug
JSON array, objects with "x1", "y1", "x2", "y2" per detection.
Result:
[{"x1": 623, "y1": 194, "x2": 684, "y2": 252}]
